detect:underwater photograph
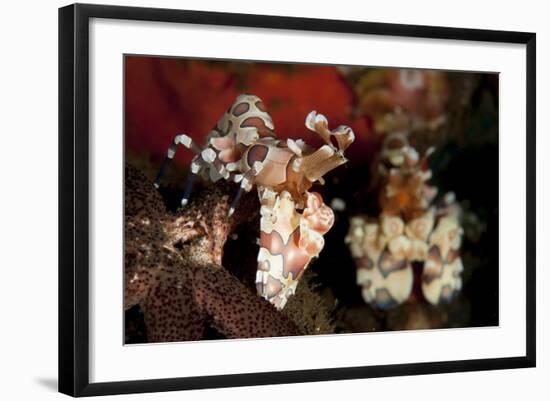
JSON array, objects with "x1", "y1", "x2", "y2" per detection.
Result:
[{"x1": 123, "y1": 55, "x2": 499, "y2": 344}]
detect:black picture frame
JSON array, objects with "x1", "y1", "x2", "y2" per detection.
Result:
[{"x1": 59, "y1": 3, "x2": 536, "y2": 397}]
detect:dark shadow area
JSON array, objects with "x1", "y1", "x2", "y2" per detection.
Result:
[{"x1": 35, "y1": 377, "x2": 57, "y2": 392}]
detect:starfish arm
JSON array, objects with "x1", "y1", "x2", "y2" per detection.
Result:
[
  {"x1": 124, "y1": 267, "x2": 158, "y2": 310},
  {"x1": 124, "y1": 164, "x2": 169, "y2": 309},
  {"x1": 193, "y1": 264, "x2": 303, "y2": 338},
  {"x1": 142, "y1": 269, "x2": 206, "y2": 343}
]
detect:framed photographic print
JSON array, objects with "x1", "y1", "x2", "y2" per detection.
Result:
[{"x1": 58, "y1": 3, "x2": 536, "y2": 397}]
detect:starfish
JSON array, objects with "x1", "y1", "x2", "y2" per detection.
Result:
[{"x1": 124, "y1": 163, "x2": 302, "y2": 342}]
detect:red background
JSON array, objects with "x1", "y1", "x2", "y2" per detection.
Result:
[{"x1": 124, "y1": 56, "x2": 374, "y2": 165}]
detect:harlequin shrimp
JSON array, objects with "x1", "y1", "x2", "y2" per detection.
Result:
[
  {"x1": 345, "y1": 132, "x2": 464, "y2": 309},
  {"x1": 155, "y1": 94, "x2": 355, "y2": 309}
]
